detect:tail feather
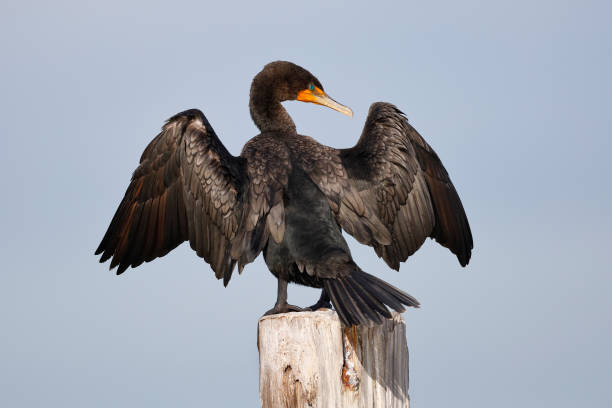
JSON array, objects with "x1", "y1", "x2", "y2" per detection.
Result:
[
  {"x1": 347, "y1": 275, "x2": 392, "y2": 320},
  {"x1": 325, "y1": 269, "x2": 420, "y2": 327},
  {"x1": 358, "y1": 271, "x2": 420, "y2": 310},
  {"x1": 336, "y1": 280, "x2": 370, "y2": 325},
  {"x1": 341, "y1": 278, "x2": 383, "y2": 325},
  {"x1": 357, "y1": 275, "x2": 406, "y2": 313},
  {"x1": 338, "y1": 279, "x2": 381, "y2": 325},
  {"x1": 324, "y1": 280, "x2": 354, "y2": 326}
]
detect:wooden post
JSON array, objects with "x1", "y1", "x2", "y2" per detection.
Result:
[{"x1": 258, "y1": 310, "x2": 410, "y2": 408}]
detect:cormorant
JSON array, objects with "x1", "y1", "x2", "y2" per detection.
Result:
[{"x1": 95, "y1": 61, "x2": 473, "y2": 326}]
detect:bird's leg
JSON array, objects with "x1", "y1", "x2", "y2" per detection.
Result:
[
  {"x1": 264, "y1": 277, "x2": 304, "y2": 316},
  {"x1": 305, "y1": 288, "x2": 332, "y2": 311}
]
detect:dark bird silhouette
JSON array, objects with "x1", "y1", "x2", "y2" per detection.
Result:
[{"x1": 95, "y1": 61, "x2": 473, "y2": 326}]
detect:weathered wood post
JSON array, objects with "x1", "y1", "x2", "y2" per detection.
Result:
[{"x1": 258, "y1": 310, "x2": 410, "y2": 408}]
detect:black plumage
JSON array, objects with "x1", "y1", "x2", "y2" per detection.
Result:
[{"x1": 95, "y1": 61, "x2": 473, "y2": 326}]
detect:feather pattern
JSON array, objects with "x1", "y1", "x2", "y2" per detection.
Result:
[
  {"x1": 341, "y1": 102, "x2": 473, "y2": 268},
  {"x1": 289, "y1": 102, "x2": 473, "y2": 270},
  {"x1": 96, "y1": 109, "x2": 255, "y2": 284}
]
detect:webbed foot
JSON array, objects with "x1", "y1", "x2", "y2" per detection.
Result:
[
  {"x1": 305, "y1": 299, "x2": 332, "y2": 311},
  {"x1": 264, "y1": 302, "x2": 304, "y2": 316},
  {"x1": 304, "y1": 289, "x2": 332, "y2": 311}
]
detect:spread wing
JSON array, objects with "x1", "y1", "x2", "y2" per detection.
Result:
[
  {"x1": 303, "y1": 102, "x2": 473, "y2": 269},
  {"x1": 95, "y1": 109, "x2": 246, "y2": 285}
]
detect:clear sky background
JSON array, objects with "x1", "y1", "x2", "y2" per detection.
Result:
[{"x1": 1, "y1": 1, "x2": 610, "y2": 407}]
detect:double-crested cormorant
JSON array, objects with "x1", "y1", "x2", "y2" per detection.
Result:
[{"x1": 96, "y1": 61, "x2": 473, "y2": 326}]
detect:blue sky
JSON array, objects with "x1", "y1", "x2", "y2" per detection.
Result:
[{"x1": 1, "y1": 1, "x2": 611, "y2": 406}]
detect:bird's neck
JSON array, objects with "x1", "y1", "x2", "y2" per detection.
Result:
[{"x1": 249, "y1": 85, "x2": 296, "y2": 133}]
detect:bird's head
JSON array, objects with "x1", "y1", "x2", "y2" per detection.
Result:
[{"x1": 250, "y1": 61, "x2": 353, "y2": 118}]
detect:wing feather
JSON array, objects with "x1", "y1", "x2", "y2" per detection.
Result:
[
  {"x1": 95, "y1": 109, "x2": 247, "y2": 284},
  {"x1": 297, "y1": 102, "x2": 472, "y2": 269},
  {"x1": 339, "y1": 102, "x2": 473, "y2": 268}
]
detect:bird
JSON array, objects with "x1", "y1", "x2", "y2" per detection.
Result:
[{"x1": 95, "y1": 61, "x2": 473, "y2": 327}]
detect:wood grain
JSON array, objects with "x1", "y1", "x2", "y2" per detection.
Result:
[{"x1": 258, "y1": 310, "x2": 410, "y2": 408}]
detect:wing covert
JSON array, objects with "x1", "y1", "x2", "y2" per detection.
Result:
[
  {"x1": 95, "y1": 109, "x2": 246, "y2": 284},
  {"x1": 336, "y1": 102, "x2": 473, "y2": 268}
]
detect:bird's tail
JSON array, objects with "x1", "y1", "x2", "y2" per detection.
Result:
[{"x1": 323, "y1": 269, "x2": 420, "y2": 327}]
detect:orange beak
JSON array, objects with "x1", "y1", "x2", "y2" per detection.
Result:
[{"x1": 297, "y1": 86, "x2": 353, "y2": 117}]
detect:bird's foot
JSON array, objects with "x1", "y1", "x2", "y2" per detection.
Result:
[
  {"x1": 263, "y1": 302, "x2": 304, "y2": 316},
  {"x1": 304, "y1": 299, "x2": 333, "y2": 311}
]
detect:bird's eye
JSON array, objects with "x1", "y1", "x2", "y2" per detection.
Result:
[{"x1": 308, "y1": 84, "x2": 315, "y2": 91}]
